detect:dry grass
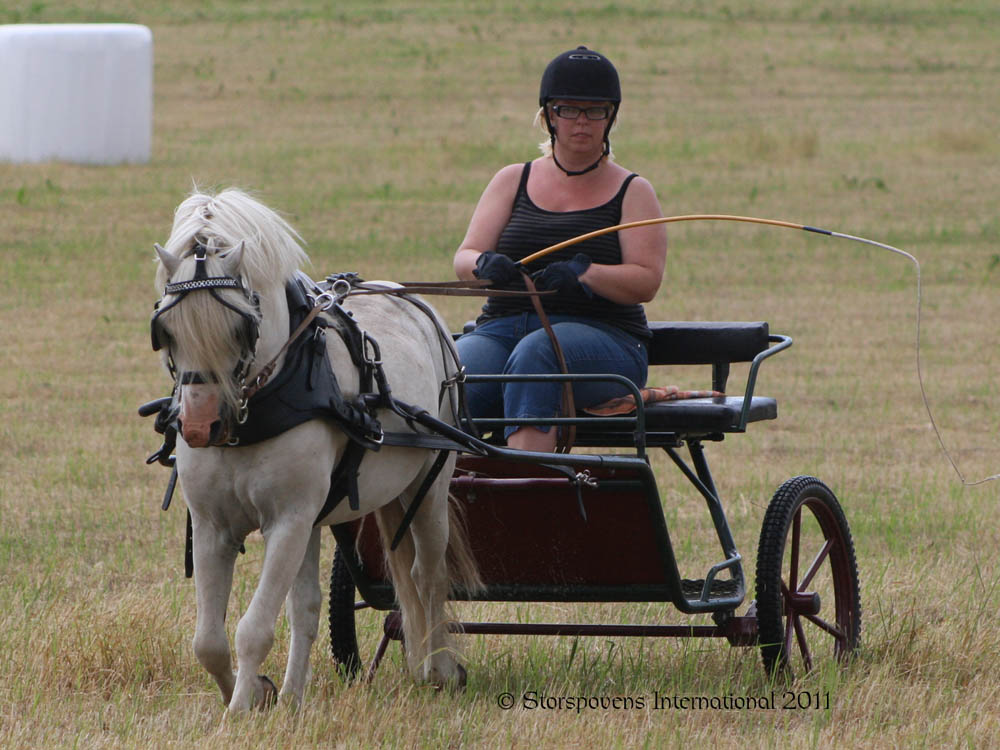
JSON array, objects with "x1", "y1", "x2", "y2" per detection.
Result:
[{"x1": 2, "y1": 0, "x2": 999, "y2": 747}]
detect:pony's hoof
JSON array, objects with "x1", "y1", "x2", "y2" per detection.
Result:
[
  {"x1": 432, "y1": 663, "x2": 467, "y2": 693},
  {"x1": 255, "y1": 675, "x2": 278, "y2": 710}
]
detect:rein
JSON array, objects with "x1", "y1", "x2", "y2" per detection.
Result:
[
  {"x1": 341, "y1": 273, "x2": 586, "y2": 451},
  {"x1": 521, "y1": 271, "x2": 577, "y2": 453},
  {"x1": 345, "y1": 279, "x2": 555, "y2": 298},
  {"x1": 332, "y1": 276, "x2": 576, "y2": 450}
]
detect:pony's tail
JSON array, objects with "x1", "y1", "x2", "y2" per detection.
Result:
[{"x1": 446, "y1": 493, "x2": 483, "y2": 597}]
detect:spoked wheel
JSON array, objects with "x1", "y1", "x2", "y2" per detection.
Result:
[
  {"x1": 328, "y1": 544, "x2": 363, "y2": 680},
  {"x1": 755, "y1": 476, "x2": 861, "y2": 678}
]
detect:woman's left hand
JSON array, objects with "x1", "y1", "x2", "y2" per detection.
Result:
[{"x1": 531, "y1": 253, "x2": 593, "y2": 297}]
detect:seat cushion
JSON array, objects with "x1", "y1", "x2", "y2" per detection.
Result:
[{"x1": 642, "y1": 395, "x2": 777, "y2": 432}]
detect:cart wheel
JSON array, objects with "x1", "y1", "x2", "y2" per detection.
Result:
[
  {"x1": 755, "y1": 476, "x2": 861, "y2": 678},
  {"x1": 328, "y1": 544, "x2": 363, "y2": 680}
]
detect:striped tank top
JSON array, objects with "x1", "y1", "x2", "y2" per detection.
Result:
[{"x1": 477, "y1": 161, "x2": 651, "y2": 341}]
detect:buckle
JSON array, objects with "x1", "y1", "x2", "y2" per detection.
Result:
[
  {"x1": 362, "y1": 332, "x2": 382, "y2": 366},
  {"x1": 442, "y1": 366, "x2": 466, "y2": 386},
  {"x1": 308, "y1": 290, "x2": 338, "y2": 310}
]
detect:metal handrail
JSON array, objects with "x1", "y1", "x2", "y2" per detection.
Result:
[
  {"x1": 736, "y1": 333, "x2": 793, "y2": 430},
  {"x1": 463, "y1": 372, "x2": 649, "y2": 459}
]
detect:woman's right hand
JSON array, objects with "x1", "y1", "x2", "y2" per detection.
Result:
[{"x1": 473, "y1": 252, "x2": 521, "y2": 286}]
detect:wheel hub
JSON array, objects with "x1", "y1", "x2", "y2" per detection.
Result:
[{"x1": 786, "y1": 590, "x2": 821, "y2": 616}]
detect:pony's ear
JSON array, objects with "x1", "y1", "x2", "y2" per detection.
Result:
[
  {"x1": 221, "y1": 241, "x2": 245, "y2": 278},
  {"x1": 154, "y1": 243, "x2": 182, "y2": 278}
]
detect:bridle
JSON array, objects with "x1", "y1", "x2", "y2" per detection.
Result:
[{"x1": 150, "y1": 243, "x2": 261, "y2": 424}]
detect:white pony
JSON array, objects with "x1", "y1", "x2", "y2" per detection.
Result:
[{"x1": 150, "y1": 188, "x2": 479, "y2": 712}]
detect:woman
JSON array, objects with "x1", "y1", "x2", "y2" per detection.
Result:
[{"x1": 454, "y1": 46, "x2": 667, "y2": 452}]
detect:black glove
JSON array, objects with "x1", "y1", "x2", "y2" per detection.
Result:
[
  {"x1": 531, "y1": 253, "x2": 593, "y2": 298},
  {"x1": 473, "y1": 252, "x2": 521, "y2": 286}
]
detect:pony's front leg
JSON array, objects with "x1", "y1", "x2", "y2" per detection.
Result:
[
  {"x1": 190, "y1": 514, "x2": 240, "y2": 705},
  {"x1": 280, "y1": 526, "x2": 322, "y2": 708},
  {"x1": 229, "y1": 519, "x2": 313, "y2": 712}
]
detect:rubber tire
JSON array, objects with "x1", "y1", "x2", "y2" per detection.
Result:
[
  {"x1": 328, "y1": 544, "x2": 363, "y2": 680},
  {"x1": 755, "y1": 476, "x2": 861, "y2": 678}
]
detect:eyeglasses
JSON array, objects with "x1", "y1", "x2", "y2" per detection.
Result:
[{"x1": 551, "y1": 105, "x2": 611, "y2": 121}]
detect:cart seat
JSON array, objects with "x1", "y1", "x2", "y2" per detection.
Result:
[{"x1": 581, "y1": 321, "x2": 780, "y2": 443}]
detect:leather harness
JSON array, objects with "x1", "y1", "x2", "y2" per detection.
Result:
[{"x1": 144, "y1": 273, "x2": 478, "y2": 576}]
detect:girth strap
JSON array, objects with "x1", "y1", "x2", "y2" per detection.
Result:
[
  {"x1": 312, "y1": 433, "x2": 460, "y2": 529},
  {"x1": 389, "y1": 450, "x2": 450, "y2": 551},
  {"x1": 315, "y1": 440, "x2": 368, "y2": 525}
]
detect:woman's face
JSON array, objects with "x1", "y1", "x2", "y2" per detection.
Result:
[{"x1": 548, "y1": 99, "x2": 612, "y2": 152}]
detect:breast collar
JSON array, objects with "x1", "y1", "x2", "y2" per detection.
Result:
[{"x1": 227, "y1": 277, "x2": 385, "y2": 450}]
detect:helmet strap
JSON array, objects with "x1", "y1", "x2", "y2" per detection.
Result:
[{"x1": 550, "y1": 134, "x2": 610, "y2": 177}]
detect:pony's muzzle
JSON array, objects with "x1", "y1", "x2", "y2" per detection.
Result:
[
  {"x1": 178, "y1": 384, "x2": 233, "y2": 447},
  {"x1": 178, "y1": 417, "x2": 228, "y2": 448}
]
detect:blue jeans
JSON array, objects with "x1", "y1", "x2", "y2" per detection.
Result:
[{"x1": 456, "y1": 314, "x2": 648, "y2": 437}]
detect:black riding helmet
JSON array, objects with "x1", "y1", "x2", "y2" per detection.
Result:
[{"x1": 539, "y1": 46, "x2": 621, "y2": 176}]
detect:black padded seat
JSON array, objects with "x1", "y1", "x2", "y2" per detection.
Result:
[
  {"x1": 569, "y1": 396, "x2": 777, "y2": 448},
  {"x1": 641, "y1": 395, "x2": 777, "y2": 432}
]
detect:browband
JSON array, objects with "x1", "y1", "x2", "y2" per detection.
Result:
[{"x1": 164, "y1": 276, "x2": 245, "y2": 295}]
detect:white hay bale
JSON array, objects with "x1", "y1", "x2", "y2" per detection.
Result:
[{"x1": 0, "y1": 23, "x2": 152, "y2": 164}]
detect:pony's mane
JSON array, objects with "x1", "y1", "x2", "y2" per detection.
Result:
[{"x1": 155, "y1": 187, "x2": 309, "y2": 293}]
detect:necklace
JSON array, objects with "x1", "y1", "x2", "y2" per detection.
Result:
[{"x1": 551, "y1": 137, "x2": 609, "y2": 177}]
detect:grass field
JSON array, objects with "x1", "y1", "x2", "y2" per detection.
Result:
[{"x1": 2, "y1": 1, "x2": 999, "y2": 747}]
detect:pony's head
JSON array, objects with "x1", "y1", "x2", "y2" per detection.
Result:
[{"x1": 151, "y1": 187, "x2": 308, "y2": 447}]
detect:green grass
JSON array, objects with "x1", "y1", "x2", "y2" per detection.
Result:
[{"x1": 2, "y1": 1, "x2": 999, "y2": 747}]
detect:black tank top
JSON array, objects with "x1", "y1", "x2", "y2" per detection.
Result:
[{"x1": 477, "y1": 161, "x2": 651, "y2": 341}]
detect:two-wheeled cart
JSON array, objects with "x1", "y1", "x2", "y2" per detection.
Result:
[{"x1": 328, "y1": 320, "x2": 861, "y2": 680}]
